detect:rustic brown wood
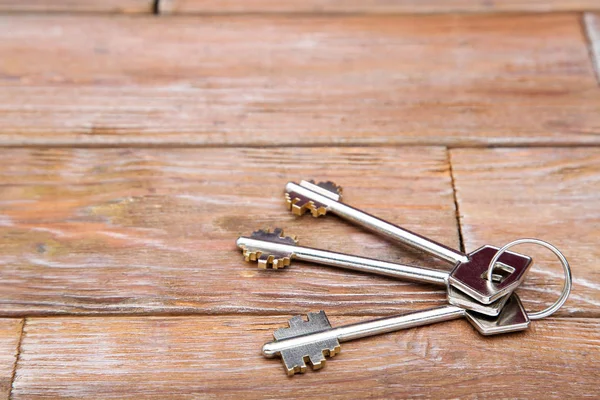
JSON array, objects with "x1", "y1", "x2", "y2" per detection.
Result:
[
  {"x1": 0, "y1": 319, "x2": 23, "y2": 400},
  {"x1": 12, "y1": 315, "x2": 600, "y2": 399},
  {"x1": 0, "y1": 0, "x2": 154, "y2": 13},
  {"x1": 1, "y1": 13, "x2": 599, "y2": 146},
  {"x1": 159, "y1": 0, "x2": 600, "y2": 14},
  {"x1": 585, "y1": 13, "x2": 600, "y2": 84},
  {"x1": 450, "y1": 148, "x2": 600, "y2": 318},
  {"x1": 0, "y1": 147, "x2": 464, "y2": 316}
]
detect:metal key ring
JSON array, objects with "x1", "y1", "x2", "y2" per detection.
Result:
[{"x1": 486, "y1": 238, "x2": 572, "y2": 320}]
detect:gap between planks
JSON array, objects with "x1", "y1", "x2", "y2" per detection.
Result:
[
  {"x1": 7, "y1": 320, "x2": 23, "y2": 400},
  {"x1": 446, "y1": 149, "x2": 465, "y2": 254}
]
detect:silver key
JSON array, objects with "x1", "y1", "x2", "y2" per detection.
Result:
[
  {"x1": 285, "y1": 180, "x2": 533, "y2": 304},
  {"x1": 237, "y1": 229, "x2": 509, "y2": 316},
  {"x1": 263, "y1": 295, "x2": 529, "y2": 375}
]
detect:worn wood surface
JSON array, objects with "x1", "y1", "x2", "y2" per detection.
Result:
[
  {"x1": 159, "y1": 0, "x2": 600, "y2": 14},
  {"x1": 0, "y1": 319, "x2": 22, "y2": 400},
  {"x1": 585, "y1": 13, "x2": 600, "y2": 84},
  {"x1": 0, "y1": 147, "x2": 461, "y2": 316},
  {"x1": 451, "y1": 148, "x2": 600, "y2": 318},
  {"x1": 2, "y1": 6, "x2": 600, "y2": 399},
  {"x1": 11, "y1": 316, "x2": 600, "y2": 399},
  {"x1": 1, "y1": 13, "x2": 599, "y2": 146},
  {"x1": 0, "y1": 147, "x2": 597, "y2": 319},
  {"x1": 0, "y1": 0, "x2": 154, "y2": 13}
]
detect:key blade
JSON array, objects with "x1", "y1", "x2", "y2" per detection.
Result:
[
  {"x1": 285, "y1": 180, "x2": 342, "y2": 217},
  {"x1": 265, "y1": 311, "x2": 341, "y2": 375},
  {"x1": 280, "y1": 338, "x2": 340, "y2": 376},
  {"x1": 237, "y1": 228, "x2": 297, "y2": 269},
  {"x1": 274, "y1": 311, "x2": 332, "y2": 340}
]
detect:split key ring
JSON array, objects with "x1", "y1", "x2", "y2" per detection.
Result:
[{"x1": 487, "y1": 238, "x2": 573, "y2": 320}]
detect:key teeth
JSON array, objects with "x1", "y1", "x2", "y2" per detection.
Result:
[
  {"x1": 308, "y1": 180, "x2": 343, "y2": 198},
  {"x1": 272, "y1": 257, "x2": 291, "y2": 269},
  {"x1": 247, "y1": 251, "x2": 291, "y2": 270},
  {"x1": 281, "y1": 344, "x2": 342, "y2": 376},
  {"x1": 285, "y1": 193, "x2": 328, "y2": 218},
  {"x1": 257, "y1": 253, "x2": 271, "y2": 269},
  {"x1": 270, "y1": 311, "x2": 341, "y2": 376},
  {"x1": 239, "y1": 228, "x2": 296, "y2": 269},
  {"x1": 331, "y1": 343, "x2": 341, "y2": 357},
  {"x1": 241, "y1": 248, "x2": 292, "y2": 269},
  {"x1": 285, "y1": 179, "x2": 341, "y2": 218},
  {"x1": 322, "y1": 342, "x2": 341, "y2": 359},
  {"x1": 273, "y1": 316, "x2": 302, "y2": 340},
  {"x1": 242, "y1": 249, "x2": 256, "y2": 262},
  {"x1": 288, "y1": 315, "x2": 305, "y2": 329},
  {"x1": 249, "y1": 228, "x2": 298, "y2": 245},
  {"x1": 282, "y1": 352, "x2": 307, "y2": 376},
  {"x1": 273, "y1": 311, "x2": 332, "y2": 340},
  {"x1": 309, "y1": 352, "x2": 326, "y2": 370},
  {"x1": 286, "y1": 364, "x2": 306, "y2": 376},
  {"x1": 307, "y1": 310, "x2": 330, "y2": 325}
]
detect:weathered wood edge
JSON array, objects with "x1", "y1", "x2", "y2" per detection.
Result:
[
  {"x1": 584, "y1": 13, "x2": 600, "y2": 85},
  {"x1": 0, "y1": 319, "x2": 23, "y2": 400},
  {"x1": 158, "y1": 0, "x2": 600, "y2": 15},
  {"x1": 0, "y1": 0, "x2": 155, "y2": 14}
]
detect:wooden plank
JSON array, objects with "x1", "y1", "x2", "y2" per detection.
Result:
[
  {"x1": 0, "y1": 147, "x2": 464, "y2": 316},
  {"x1": 585, "y1": 13, "x2": 600, "y2": 84},
  {"x1": 159, "y1": 0, "x2": 600, "y2": 14},
  {"x1": 450, "y1": 148, "x2": 600, "y2": 318},
  {"x1": 0, "y1": 0, "x2": 154, "y2": 13},
  {"x1": 0, "y1": 319, "x2": 23, "y2": 400},
  {"x1": 0, "y1": 14, "x2": 599, "y2": 146},
  {"x1": 12, "y1": 316, "x2": 600, "y2": 398}
]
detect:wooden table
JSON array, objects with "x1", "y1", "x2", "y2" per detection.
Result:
[{"x1": 0, "y1": 1, "x2": 599, "y2": 398}]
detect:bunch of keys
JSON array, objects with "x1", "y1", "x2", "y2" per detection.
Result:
[{"x1": 236, "y1": 180, "x2": 572, "y2": 376}]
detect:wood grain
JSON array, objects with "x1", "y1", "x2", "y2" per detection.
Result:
[
  {"x1": 0, "y1": 319, "x2": 23, "y2": 400},
  {"x1": 0, "y1": 0, "x2": 154, "y2": 13},
  {"x1": 159, "y1": 0, "x2": 600, "y2": 14},
  {"x1": 1, "y1": 13, "x2": 599, "y2": 146},
  {"x1": 585, "y1": 13, "x2": 600, "y2": 84},
  {"x1": 0, "y1": 147, "x2": 462, "y2": 316},
  {"x1": 12, "y1": 315, "x2": 600, "y2": 399},
  {"x1": 450, "y1": 148, "x2": 600, "y2": 318}
]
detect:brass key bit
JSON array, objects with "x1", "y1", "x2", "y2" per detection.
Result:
[
  {"x1": 286, "y1": 180, "x2": 342, "y2": 217},
  {"x1": 272, "y1": 311, "x2": 341, "y2": 376},
  {"x1": 239, "y1": 228, "x2": 296, "y2": 269}
]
